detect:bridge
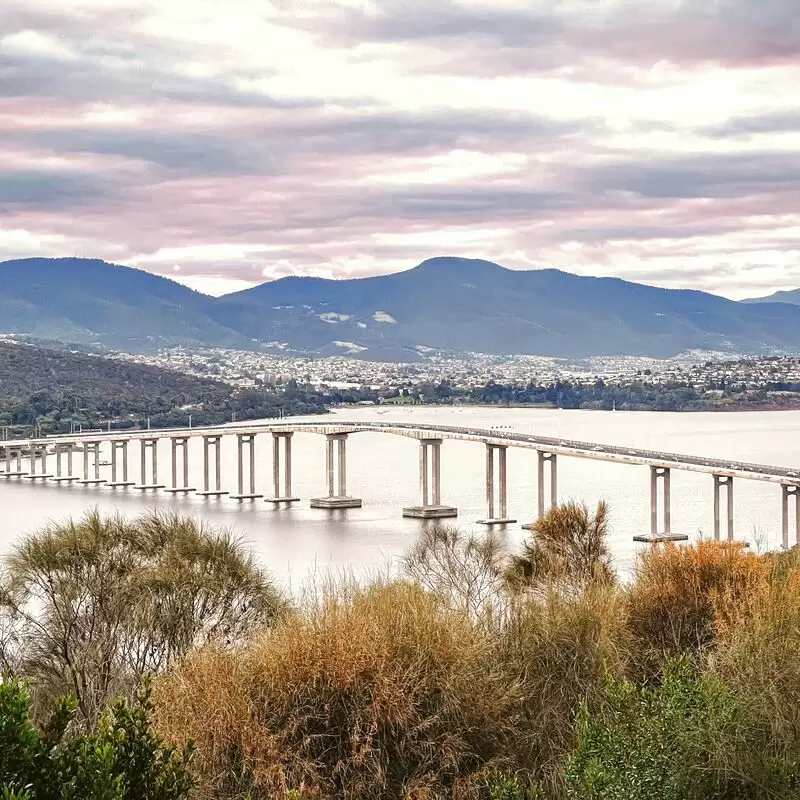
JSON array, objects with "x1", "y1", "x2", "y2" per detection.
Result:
[{"x1": 2, "y1": 420, "x2": 799, "y2": 546}]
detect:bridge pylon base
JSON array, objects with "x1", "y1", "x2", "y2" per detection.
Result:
[
  {"x1": 134, "y1": 484, "x2": 166, "y2": 490},
  {"x1": 311, "y1": 496, "x2": 362, "y2": 509},
  {"x1": 477, "y1": 517, "x2": 517, "y2": 526},
  {"x1": 51, "y1": 476, "x2": 80, "y2": 483},
  {"x1": 230, "y1": 493, "x2": 264, "y2": 501},
  {"x1": 1, "y1": 472, "x2": 28, "y2": 477},
  {"x1": 266, "y1": 496, "x2": 300, "y2": 504},
  {"x1": 164, "y1": 487, "x2": 196, "y2": 494},
  {"x1": 78, "y1": 479, "x2": 106, "y2": 485},
  {"x1": 24, "y1": 474, "x2": 53, "y2": 480},
  {"x1": 403, "y1": 505, "x2": 458, "y2": 519},
  {"x1": 633, "y1": 532, "x2": 689, "y2": 543},
  {"x1": 107, "y1": 481, "x2": 137, "y2": 487},
  {"x1": 196, "y1": 490, "x2": 229, "y2": 497}
]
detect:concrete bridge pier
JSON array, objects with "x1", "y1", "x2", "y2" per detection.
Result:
[
  {"x1": 108, "y1": 441, "x2": 135, "y2": 487},
  {"x1": 713, "y1": 475, "x2": 735, "y2": 541},
  {"x1": 51, "y1": 443, "x2": 79, "y2": 483},
  {"x1": 165, "y1": 437, "x2": 195, "y2": 493},
  {"x1": 24, "y1": 443, "x2": 53, "y2": 480},
  {"x1": 197, "y1": 435, "x2": 228, "y2": 497},
  {"x1": 781, "y1": 484, "x2": 800, "y2": 549},
  {"x1": 231, "y1": 433, "x2": 262, "y2": 500},
  {"x1": 0, "y1": 446, "x2": 27, "y2": 478},
  {"x1": 1, "y1": 446, "x2": 27, "y2": 477},
  {"x1": 135, "y1": 439, "x2": 164, "y2": 490},
  {"x1": 266, "y1": 432, "x2": 300, "y2": 504},
  {"x1": 79, "y1": 442, "x2": 106, "y2": 485},
  {"x1": 403, "y1": 438, "x2": 457, "y2": 519},
  {"x1": 311, "y1": 433, "x2": 362, "y2": 508},
  {"x1": 522, "y1": 451, "x2": 558, "y2": 530},
  {"x1": 634, "y1": 466, "x2": 687, "y2": 543},
  {"x1": 478, "y1": 443, "x2": 516, "y2": 525}
]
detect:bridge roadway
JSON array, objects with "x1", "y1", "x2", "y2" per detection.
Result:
[
  {"x1": 2, "y1": 420, "x2": 798, "y2": 484},
  {"x1": 2, "y1": 420, "x2": 800, "y2": 545}
]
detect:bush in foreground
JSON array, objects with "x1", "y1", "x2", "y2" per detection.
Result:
[
  {"x1": 0, "y1": 509, "x2": 285, "y2": 723},
  {"x1": 565, "y1": 656, "x2": 799, "y2": 800},
  {"x1": 154, "y1": 580, "x2": 524, "y2": 800},
  {"x1": 0, "y1": 675, "x2": 193, "y2": 799},
  {"x1": 625, "y1": 540, "x2": 768, "y2": 676}
]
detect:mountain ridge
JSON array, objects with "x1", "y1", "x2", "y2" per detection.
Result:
[{"x1": 3, "y1": 255, "x2": 800, "y2": 360}]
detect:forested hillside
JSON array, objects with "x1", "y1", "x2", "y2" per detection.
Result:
[{"x1": 0, "y1": 340, "x2": 327, "y2": 434}]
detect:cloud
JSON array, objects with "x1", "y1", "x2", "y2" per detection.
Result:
[
  {"x1": 293, "y1": 0, "x2": 800, "y2": 72},
  {"x1": 704, "y1": 111, "x2": 800, "y2": 137},
  {"x1": 0, "y1": 0, "x2": 799, "y2": 301},
  {"x1": 0, "y1": 170, "x2": 114, "y2": 209}
]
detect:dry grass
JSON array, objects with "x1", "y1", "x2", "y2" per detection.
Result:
[
  {"x1": 496, "y1": 585, "x2": 630, "y2": 794},
  {"x1": 154, "y1": 580, "x2": 524, "y2": 800},
  {"x1": 147, "y1": 523, "x2": 800, "y2": 799},
  {"x1": 710, "y1": 567, "x2": 800, "y2": 760},
  {"x1": 626, "y1": 540, "x2": 768, "y2": 675}
]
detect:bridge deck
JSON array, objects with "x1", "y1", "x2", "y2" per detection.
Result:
[{"x1": 1, "y1": 420, "x2": 798, "y2": 485}]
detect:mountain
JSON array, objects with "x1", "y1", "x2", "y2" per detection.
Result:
[
  {"x1": 742, "y1": 289, "x2": 800, "y2": 306},
  {"x1": 0, "y1": 257, "x2": 246, "y2": 350},
  {"x1": 4, "y1": 256, "x2": 800, "y2": 360},
  {"x1": 221, "y1": 256, "x2": 800, "y2": 359}
]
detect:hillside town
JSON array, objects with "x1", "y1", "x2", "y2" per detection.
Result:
[{"x1": 116, "y1": 346, "x2": 800, "y2": 401}]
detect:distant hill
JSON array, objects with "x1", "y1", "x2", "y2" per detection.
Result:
[
  {"x1": 742, "y1": 289, "x2": 800, "y2": 306},
  {"x1": 0, "y1": 257, "x2": 246, "y2": 350},
  {"x1": 0, "y1": 340, "x2": 327, "y2": 434},
  {"x1": 4, "y1": 256, "x2": 800, "y2": 360}
]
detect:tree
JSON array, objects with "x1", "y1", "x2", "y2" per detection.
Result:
[
  {"x1": 0, "y1": 510, "x2": 285, "y2": 723},
  {"x1": 508, "y1": 501, "x2": 615, "y2": 594},
  {"x1": 403, "y1": 525, "x2": 509, "y2": 619}
]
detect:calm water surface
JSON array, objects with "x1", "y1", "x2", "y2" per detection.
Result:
[{"x1": 2, "y1": 406, "x2": 799, "y2": 585}]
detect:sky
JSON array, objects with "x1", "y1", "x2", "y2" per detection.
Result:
[{"x1": 1, "y1": 0, "x2": 799, "y2": 298}]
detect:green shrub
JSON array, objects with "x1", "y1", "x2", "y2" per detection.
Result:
[
  {"x1": 564, "y1": 656, "x2": 799, "y2": 800},
  {"x1": 0, "y1": 674, "x2": 193, "y2": 799}
]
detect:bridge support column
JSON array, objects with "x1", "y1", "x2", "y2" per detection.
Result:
[
  {"x1": 51, "y1": 443, "x2": 79, "y2": 482},
  {"x1": 231, "y1": 433, "x2": 262, "y2": 500},
  {"x1": 781, "y1": 484, "x2": 800, "y2": 549},
  {"x1": 403, "y1": 438, "x2": 457, "y2": 519},
  {"x1": 478, "y1": 444, "x2": 516, "y2": 525},
  {"x1": 108, "y1": 441, "x2": 135, "y2": 487},
  {"x1": 267, "y1": 432, "x2": 300, "y2": 504},
  {"x1": 24, "y1": 443, "x2": 53, "y2": 480},
  {"x1": 1, "y1": 446, "x2": 27, "y2": 477},
  {"x1": 311, "y1": 433, "x2": 362, "y2": 508},
  {"x1": 165, "y1": 437, "x2": 195, "y2": 493},
  {"x1": 135, "y1": 439, "x2": 164, "y2": 489},
  {"x1": 713, "y1": 475, "x2": 735, "y2": 541},
  {"x1": 523, "y1": 451, "x2": 557, "y2": 531},
  {"x1": 79, "y1": 442, "x2": 106, "y2": 485},
  {"x1": 634, "y1": 466, "x2": 687, "y2": 543},
  {"x1": 197, "y1": 435, "x2": 228, "y2": 496}
]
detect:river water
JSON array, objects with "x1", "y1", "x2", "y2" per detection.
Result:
[{"x1": 2, "y1": 406, "x2": 799, "y2": 585}]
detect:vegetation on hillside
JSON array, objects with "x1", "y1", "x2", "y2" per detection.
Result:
[
  {"x1": 2, "y1": 507, "x2": 800, "y2": 798},
  {"x1": 0, "y1": 341, "x2": 333, "y2": 435}
]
